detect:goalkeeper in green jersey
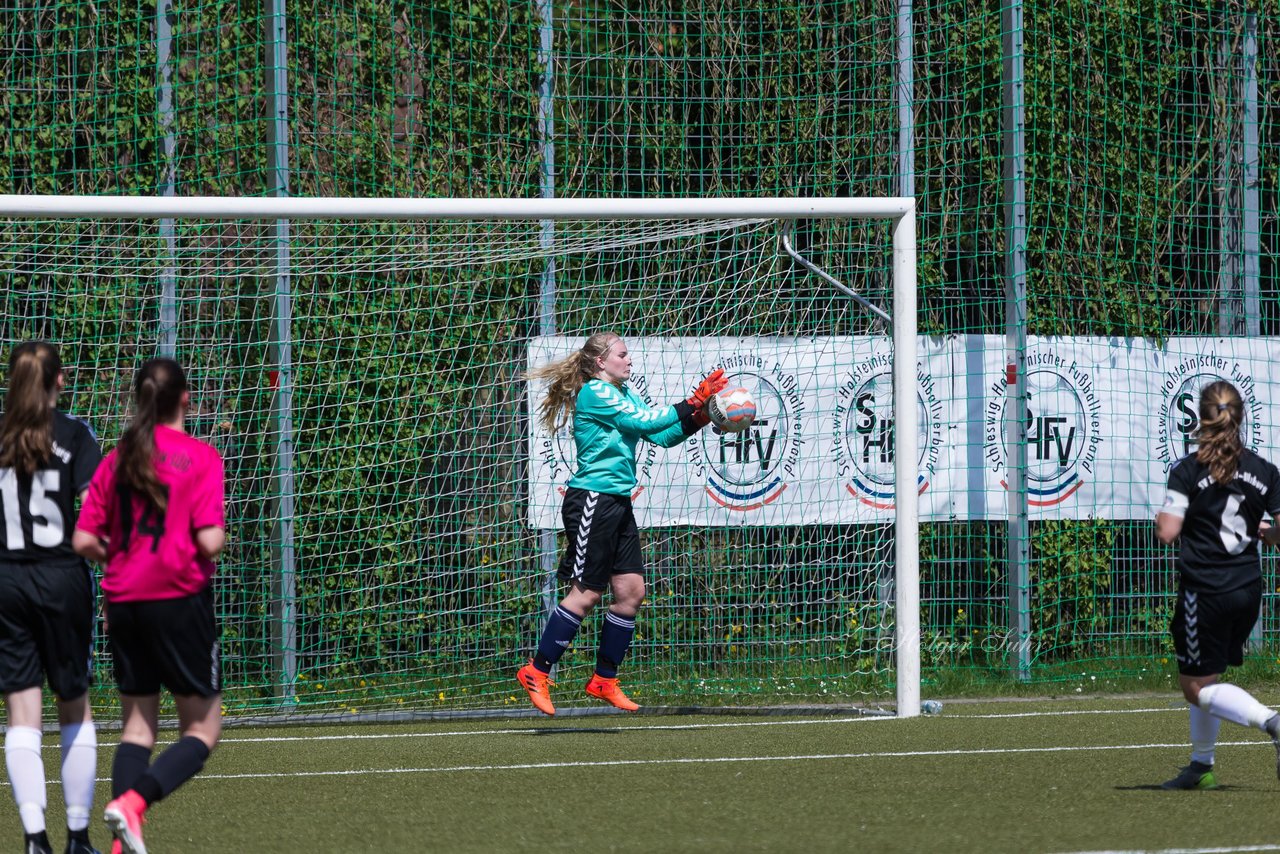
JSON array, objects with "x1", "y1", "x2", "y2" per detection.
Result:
[{"x1": 517, "y1": 332, "x2": 724, "y2": 715}]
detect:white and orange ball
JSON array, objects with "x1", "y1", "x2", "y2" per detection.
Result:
[{"x1": 706, "y1": 386, "x2": 756, "y2": 433}]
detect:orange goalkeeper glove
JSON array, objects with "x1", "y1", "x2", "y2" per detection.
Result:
[{"x1": 686, "y1": 368, "x2": 727, "y2": 409}]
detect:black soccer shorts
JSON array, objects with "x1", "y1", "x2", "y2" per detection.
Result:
[
  {"x1": 556, "y1": 487, "x2": 643, "y2": 591},
  {"x1": 1170, "y1": 580, "x2": 1262, "y2": 677},
  {"x1": 0, "y1": 560, "x2": 94, "y2": 700},
  {"x1": 107, "y1": 587, "x2": 221, "y2": 697}
]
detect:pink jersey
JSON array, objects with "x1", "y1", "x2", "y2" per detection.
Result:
[{"x1": 77, "y1": 425, "x2": 225, "y2": 602}]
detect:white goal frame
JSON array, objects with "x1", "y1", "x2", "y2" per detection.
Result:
[{"x1": 0, "y1": 194, "x2": 920, "y2": 717}]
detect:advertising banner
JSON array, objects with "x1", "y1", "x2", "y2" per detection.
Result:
[{"x1": 526, "y1": 336, "x2": 1278, "y2": 528}]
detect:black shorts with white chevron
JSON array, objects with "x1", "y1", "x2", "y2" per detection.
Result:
[
  {"x1": 556, "y1": 487, "x2": 643, "y2": 591},
  {"x1": 1170, "y1": 580, "x2": 1262, "y2": 677}
]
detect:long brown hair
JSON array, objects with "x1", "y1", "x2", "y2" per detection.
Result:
[
  {"x1": 0, "y1": 342, "x2": 62, "y2": 476},
  {"x1": 1196, "y1": 380, "x2": 1245, "y2": 485},
  {"x1": 525, "y1": 332, "x2": 619, "y2": 433},
  {"x1": 117, "y1": 358, "x2": 187, "y2": 513}
]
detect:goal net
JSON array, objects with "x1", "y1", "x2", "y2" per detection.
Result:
[{"x1": 0, "y1": 196, "x2": 918, "y2": 719}]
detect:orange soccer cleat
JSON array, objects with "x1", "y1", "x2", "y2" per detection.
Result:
[
  {"x1": 585, "y1": 674, "x2": 639, "y2": 712},
  {"x1": 516, "y1": 661, "x2": 557, "y2": 716}
]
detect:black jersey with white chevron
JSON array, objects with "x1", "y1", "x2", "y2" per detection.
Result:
[
  {"x1": 0, "y1": 410, "x2": 102, "y2": 563},
  {"x1": 1164, "y1": 449, "x2": 1280, "y2": 593}
]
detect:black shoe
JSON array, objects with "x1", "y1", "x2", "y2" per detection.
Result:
[
  {"x1": 62, "y1": 835, "x2": 100, "y2": 854},
  {"x1": 24, "y1": 831, "x2": 53, "y2": 854},
  {"x1": 1160, "y1": 760, "x2": 1218, "y2": 790}
]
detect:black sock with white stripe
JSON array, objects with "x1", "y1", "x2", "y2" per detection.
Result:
[
  {"x1": 595, "y1": 610, "x2": 637, "y2": 678},
  {"x1": 533, "y1": 606, "x2": 584, "y2": 673}
]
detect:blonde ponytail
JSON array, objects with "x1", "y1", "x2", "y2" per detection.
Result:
[{"x1": 525, "y1": 332, "x2": 619, "y2": 433}]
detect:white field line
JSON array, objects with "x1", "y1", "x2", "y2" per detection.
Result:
[
  {"x1": 204, "y1": 704, "x2": 1184, "y2": 746},
  {"x1": 38, "y1": 705, "x2": 1188, "y2": 753},
  {"x1": 1053, "y1": 846, "x2": 1280, "y2": 854},
  {"x1": 112, "y1": 738, "x2": 1264, "y2": 783}
]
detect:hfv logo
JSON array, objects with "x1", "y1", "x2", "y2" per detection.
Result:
[
  {"x1": 833, "y1": 359, "x2": 942, "y2": 510},
  {"x1": 1027, "y1": 407, "x2": 1077, "y2": 469},
  {"x1": 711, "y1": 418, "x2": 778, "y2": 469},
  {"x1": 693, "y1": 367, "x2": 800, "y2": 511},
  {"x1": 983, "y1": 353, "x2": 1102, "y2": 508}
]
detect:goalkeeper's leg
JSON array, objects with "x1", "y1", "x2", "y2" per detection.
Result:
[
  {"x1": 585, "y1": 572, "x2": 643, "y2": 712},
  {"x1": 518, "y1": 583, "x2": 604, "y2": 716}
]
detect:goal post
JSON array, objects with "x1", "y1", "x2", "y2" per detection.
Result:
[{"x1": 0, "y1": 195, "x2": 919, "y2": 719}]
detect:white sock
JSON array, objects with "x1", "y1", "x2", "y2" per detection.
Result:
[
  {"x1": 60, "y1": 722, "x2": 97, "y2": 832},
  {"x1": 1199, "y1": 683, "x2": 1276, "y2": 730},
  {"x1": 5, "y1": 726, "x2": 46, "y2": 834},
  {"x1": 1188, "y1": 703, "x2": 1221, "y2": 765}
]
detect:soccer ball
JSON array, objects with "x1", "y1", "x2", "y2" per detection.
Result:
[{"x1": 706, "y1": 386, "x2": 756, "y2": 433}]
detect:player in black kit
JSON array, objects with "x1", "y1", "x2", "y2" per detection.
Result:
[
  {"x1": 1155, "y1": 380, "x2": 1280, "y2": 789},
  {"x1": 0, "y1": 343, "x2": 104, "y2": 853}
]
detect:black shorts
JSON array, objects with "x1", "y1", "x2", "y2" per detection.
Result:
[
  {"x1": 0, "y1": 560, "x2": 95, "y2": 700},
  {"x1": 1170, "y1": 581, "x2": 1261, "y2": 677},
  {"x1": 556, "y1": 488, "x2": 643, "y2": 592},
  {"x1": 107, "y1": 587, "x2": 221, "y2": 697}
]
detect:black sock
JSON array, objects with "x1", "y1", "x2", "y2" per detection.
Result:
[
  {"x1": 112, "y1": 742, "x2": 154, "y2": 799},
  {"x1": 67, "y1": 828, "x2": 90, "y2": 843},
  {"x1": 594, "y1": 610, "x2": 636, "y2": 679},
  {"x1": 133, "y1": 736, "x2": 211, "y2": 805},
  {"x1": 24, "y1": 830, "x2": 50, "y2": 849},
  {"x1": 533, "y1": 606, "x2": 584, "y2": 673}
]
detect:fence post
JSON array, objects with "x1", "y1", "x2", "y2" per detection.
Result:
[{"x1": 265, "y1": 0, "x2": 298, "y2": 706}]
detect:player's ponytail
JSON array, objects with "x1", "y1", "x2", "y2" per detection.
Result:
[
  {"x1": 525, "y1": 331, "x2": 620, "y2": 433},
  {"x1": 1196, "y1": 380, "x2": 1244, "y2": 486},
  {"x1": 117, "y1": 358, "x2": 188, "y2": 513},
  {"x1": 0, "y1": 341, "x2": 61, "y2": 476}
]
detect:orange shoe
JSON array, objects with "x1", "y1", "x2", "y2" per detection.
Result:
[
  {"x1": 516, "y1": 661, "x2": 556, "y2": 716},
  {"x1": 585, "y1": 673, "x2": 639, "y2": 711}
]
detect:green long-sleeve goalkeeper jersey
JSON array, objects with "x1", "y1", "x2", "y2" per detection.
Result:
[{"x1": 567, "y1": 379, "x2": 690, "y2": 495}]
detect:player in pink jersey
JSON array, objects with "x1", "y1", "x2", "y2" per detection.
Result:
[{"x1": 73, "y1": 359, "x2": 225, "y2": 854}]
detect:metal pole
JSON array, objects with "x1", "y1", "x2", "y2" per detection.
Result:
[
  {"x1": 265, "y1": 0, "x2": 297, "y2": 705},
  {"x1": 536, "y1": 0, "x2": 559, "y2": 634},
  {"x1": 156, "y1": 0, "x2": 177, "y2": 357},
  {"x1": 893, "y1": 0, "x2": 919, "y2": 717},
  {"x1": 1002, "y1": 0, "x2": 1031, "y2": 681},
  {"x1": 1217, "y1": 28, "x2": 1242, "y2": 337},
  {"x1": 1242, "y1": 13, "x2": 1262, "y2": 649},
  {"x1": 1242, "y1": 13, "x2": 1259, "y2": 337},
  {"x1": 897, "y1": 0, "x2": 914, "y2": 205}
]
